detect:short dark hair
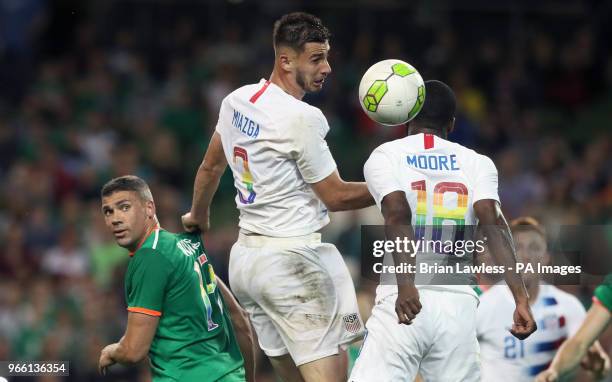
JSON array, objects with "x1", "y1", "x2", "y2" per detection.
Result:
[
  {"x1": 101, "y1": 175, "x2": 153, "y2": 201},
  {"x1": 510, "y1": 216, "x2": 546, "y2": 238},
  {"x1": 273, "y1": 12, "x2": 330, "y2": 51},
  {"x1": 412, "y1": 80, "x2": 456, "y2": 132}
]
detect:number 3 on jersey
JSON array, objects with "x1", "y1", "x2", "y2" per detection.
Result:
[
  {"x1": 411, "y1": 180, "x2": 468, "y2": 241},
  {"x1": 233, "y1": 146, "x2": 256, "y2": 204}
]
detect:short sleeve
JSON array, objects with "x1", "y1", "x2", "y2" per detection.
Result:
[
  {"x1": 564, "y1": 295, "x2": 587, "y2": 336},
  {"x1": 473, "y1": 155, "x2": 500, "y2": 203},
  {"x1": 292, "y1": 109, "x2": 337, "y2": 184},
  {"x1": 126, "y1": 249, "x2": 171, "y2": 317},
  {"x1": 363, "y1": 148, "x2": 403, "y2": 209}
]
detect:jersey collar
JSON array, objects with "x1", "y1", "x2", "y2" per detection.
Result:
[{"x1": 129, "y1": 223, "x2": 159, "y2": 257}]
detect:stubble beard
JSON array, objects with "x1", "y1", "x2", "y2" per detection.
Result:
[{"x1": 296, "y1": 69, "x2": 319, "y2": 94}]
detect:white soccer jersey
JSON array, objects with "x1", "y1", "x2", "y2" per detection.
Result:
[
  {"x1": 477, "y1": 283, "x2": 586, "y2": 381},
  {"x1": 216, "y1": 79, "x2": 337, "y2": 237},
  {"x1": 363, "y1": 133, "x2": 499, "y2": 301}
]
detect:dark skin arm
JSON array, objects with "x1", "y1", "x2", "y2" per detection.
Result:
[
  {"x1": 381, "y1": 191, "x2": 421, "y2": 325},
  {"x1": 99, "y1": 312, "x2": 159, "y2": 375},
  {"x1": 474, "y1": 199, "x2": 537, "y2": 340},
  {"x1": 217, "y1": 278, "x2": 256, "y2": 382}
]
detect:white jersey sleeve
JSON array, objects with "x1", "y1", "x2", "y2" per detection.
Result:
[
  {"x1": 363, "y1": 147, "x2": 403, "y2": 208},
  {"x1": 473, "y1": 155, "x2": 500, "y2": 203},
  {"x1": 291, "y1": 108, "x2": 337, "y2": 184},
  {"x1": 214, "y1": 96, "x2": 230, "y2": 136}
]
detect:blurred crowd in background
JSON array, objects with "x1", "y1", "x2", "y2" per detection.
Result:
[{"x1": 0, "y1": 0, "x2": 611, "y2": 380}]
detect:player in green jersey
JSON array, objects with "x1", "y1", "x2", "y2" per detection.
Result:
[
  {"x1": 98, "y1": 175, "x2": 253, "y2": 381},
  {"x1": 536, "y1": 273, "x2": 612, "y2": 381}
]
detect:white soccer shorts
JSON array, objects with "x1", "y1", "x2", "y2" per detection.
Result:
[
  {"x1": 229, "y1": 231, "x2": 364, "y2": 366},
  {"x1": 350, "y1": 288, "x2": 480, "y2": 382}
]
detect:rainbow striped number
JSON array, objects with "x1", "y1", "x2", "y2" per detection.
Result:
[
  {"x1": 411, "y1": 180, "x2": 468, "y2": 242},
  {"x1": 193, "y1": 262, "x2": 219, "y2": 331},
  {"x1": 233, "y1": 146, "x2": 256, "y2": 204}
]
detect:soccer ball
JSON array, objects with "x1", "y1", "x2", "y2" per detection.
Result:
[{"x1": 358, "y1": 59, "x2": 425, "y2": 126}]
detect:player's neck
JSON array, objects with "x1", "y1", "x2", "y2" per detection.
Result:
[
  {"x1": 269, "y1": 69, "x2": 305, "y2": 100},
  {"x1": 129, "y1": 218, "x2": 160, "y2": 252},
  {"x1": 407, "y1": 126, "x2": 446, "y2": 139},
  {"x1": 146, "y1": 217, "x2": 159, "y2": 233}
]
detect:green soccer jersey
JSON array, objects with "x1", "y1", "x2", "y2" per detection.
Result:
[
  {"x1": 594, "y1": 273, "x2": 612, "y2": 312},
  {"x1": 125, "y1": 227, "x2": 244, "y2": 381}
]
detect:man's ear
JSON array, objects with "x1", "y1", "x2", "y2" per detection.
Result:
[
  {"x1": 146, "y1": 200, "x2": 156, "y2": 220},
  {"x1": 448, "y1": 117, "x2": 456, "y2": 135},
  {"x1": 279, "y1": 54, "x2": 292, "y2": 72},
  {"x1": 277, "y1": 47, "x2": 296, "y2": 72}
]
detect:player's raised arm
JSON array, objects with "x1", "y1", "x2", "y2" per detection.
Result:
[
  {"x1": 311, "y1": 171, "x2": 374, "y2": 212},
  {"x1": 473, "y1": 199, "x2": 536, "y2": 339},
  {"x1": 183, "y1": 132, "x2": 228, "y2": 232}
]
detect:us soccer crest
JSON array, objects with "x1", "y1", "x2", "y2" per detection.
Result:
[{"x1": 343, "y1": 313, "x2": 362, "y2": 333}]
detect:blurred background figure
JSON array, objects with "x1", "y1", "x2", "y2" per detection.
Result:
[{"x1": 477, "y1": 217, "x2": 608, "y2": 381}]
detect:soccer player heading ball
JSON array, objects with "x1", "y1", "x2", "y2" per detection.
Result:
[
  {"x1": 349, "y1": 80, "x2": 537, "y2": 381},
  {"x1": 98, "y1": 175, "x2": 252, "y2": 382},
  {"x1": 183, "y1": 12, "x2": 374, "y2": 382}
]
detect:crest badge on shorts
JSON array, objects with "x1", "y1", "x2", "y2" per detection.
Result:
[{"x1": 343, "y1": 313, "x2": 361, "y2": 333}]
